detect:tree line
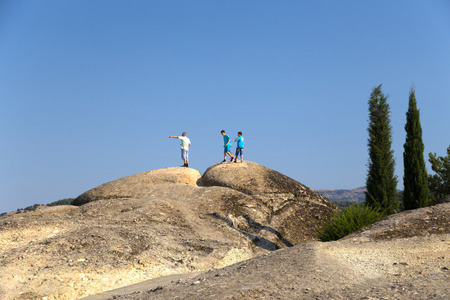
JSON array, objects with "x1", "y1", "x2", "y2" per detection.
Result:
[
  {"x1": 318, "y1": 85, "x2": 448, "y2": 241},
  {"x1": 366, "y1": 84, "x2": 449, "y2": 214}
]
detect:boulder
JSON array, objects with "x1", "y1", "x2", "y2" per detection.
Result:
[
  {"x1": 73, "y1": 167, "x2": 202, "y2": 205},
  {"x1": 199, "y1": 161, "x2": 332, "y2": 206},
  {"x1": 199, "y1": 162, "x2": 337, "y2": 245}
]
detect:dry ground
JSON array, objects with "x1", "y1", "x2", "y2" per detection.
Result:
[
  {"x1": 87, "y1": 203, "x2": 449, "y2": 300},
  {"x1": 0, "y1": 162, "x2": 335, "y2": 299}
]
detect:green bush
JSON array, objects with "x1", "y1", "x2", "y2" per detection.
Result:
[
  {"x1": 48, "y1": 198, "x2": 75, "y2": 206},
  {"x1": 428, "y1": 194, "x2": 450, "y2": 206},
  {"x1": 13, "y1": 198, "x2": 75, "y2": 214},
  {"x1": 22, "y1": 204, "x2": 41, "y2": 212},
  {"x1": 332, "y1": 200, "x2": 358, "y2": 210},
  {"x1": 317, "y1": 204, "x2": 386, "y2": 242}
]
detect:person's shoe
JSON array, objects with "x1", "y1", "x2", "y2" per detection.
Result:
[
  {"x1": 234, "y1": 159, "x2": 237, "y2": 163},
  {"x1": 221, "y1": 159, "x2": 226, "y2": 163},
  {"x1": 230, "y1": 157, "x2": 234, "y2": 162}
]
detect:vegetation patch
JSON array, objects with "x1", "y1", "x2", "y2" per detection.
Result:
[
  {"x1": 14, "y1": 198, "x2": 75, "y2": 213},
  {"x1": 317, "y1": 203, "x2": 385, "y2": 242}
]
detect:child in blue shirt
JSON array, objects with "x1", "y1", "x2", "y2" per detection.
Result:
[
  {"x1": 221, "y1": 130, "x2": 234, "y2": 162},
  {"x1": 234, "y1": 131, "x2": 244, "y2": 163}
]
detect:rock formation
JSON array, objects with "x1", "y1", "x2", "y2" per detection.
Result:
[
  {"x1": 72, "y1": 167, "x2": 202, "y2": 205},
  {"x1": 198, "y1": 162, "x2": 335, "y2": 246},
  {"x1": 86, "y1": 202, "x2": 450, "y2": 300},
  {"x1": 0, "y1": 162, "x2": 335, "y2": 299}
]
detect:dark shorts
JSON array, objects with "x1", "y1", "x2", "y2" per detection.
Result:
[{"x1": 235, "y1": 148, "x2": 244, "y2": 156}]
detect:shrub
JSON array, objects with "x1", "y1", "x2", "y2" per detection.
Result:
[
  {"x1": 428, "y1": 194, "x2": 450, "y2": 206},
  {"x1": 332, "y1": 200, "x2": 357, "y2": 210},
  {"x1": 22, "y1": 204, "x2": 41, "y2": 212},
  {"x1": 48, "y1": 198, "x2": 75, "y2": 206},
  {"x1": 317, "y1": 204, "x2": 386, "y2": 242}
]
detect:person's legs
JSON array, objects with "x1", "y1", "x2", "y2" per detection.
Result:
[
  {"x1": 181, "y1": 150, "x2": 189, "y2": 167},
  {"x1": 224, "y1": 145, "x2": 233, "y2": 161},
  {"x1": 228, "y1": 151, "x2": 234, "y2": 161},
  {"x1": 234, "y1": 148, "x2": 242, "y2": 162},
  {"x1": 181, "y1": 149, "x2": 184, "y2": 166}
]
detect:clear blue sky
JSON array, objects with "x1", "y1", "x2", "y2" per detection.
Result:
[{"x1": 1, "y1": 1, "x2": 449, "y2": 213}]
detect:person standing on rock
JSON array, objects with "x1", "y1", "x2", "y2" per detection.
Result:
[
  {"x1": 169, "y1": 132, "x2": 191, "y2": 167},
  {"x1": 234, "y1": 131, "x2": 244, "y2": 163},
  {"x1": 221, "y1": 130, "x2": 234, "y2": 162}
]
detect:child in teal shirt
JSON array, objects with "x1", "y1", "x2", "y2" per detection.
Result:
[
  {"x1": 221, "y1": 130, "x2": 234, "y2": 162},
  {"x1": 234, "y1": 131, "x2": 244, "y2": 163}
]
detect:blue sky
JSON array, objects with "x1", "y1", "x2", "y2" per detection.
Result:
[{"x1": 1, "y1": 1, "x2": 449, "y2": 213}]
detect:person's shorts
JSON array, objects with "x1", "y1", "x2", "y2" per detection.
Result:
[
  {"x1": 181, "y1": 149, "x2": 189, "y2": 160},
  {"x1": 235, "y1": 148, "x2": 244, "y2": 156},
  {"x1": 224, "y1": 145, "x2": 231, "y2": 152}
]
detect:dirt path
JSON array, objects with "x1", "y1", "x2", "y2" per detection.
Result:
[{"x1": 79, "y1": 272, "x2": 200, "y2": 300}]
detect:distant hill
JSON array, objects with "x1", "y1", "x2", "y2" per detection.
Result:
[{"x1": 316, "y1": 187, "x2": 366, "y2": 203}]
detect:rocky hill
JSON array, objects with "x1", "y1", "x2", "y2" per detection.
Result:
[
  {"x1": 0, "y1": 161, "x2": 336, "y2": 299},
  {"x1": 85, "y1": 202, "x2": 450, "y2": 300}
]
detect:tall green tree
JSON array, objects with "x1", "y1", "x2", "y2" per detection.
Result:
[
  {"x1": 428, "y1": 145, "x2": 450, "y2": 201},
  {"x1": 366, "y1": 85, "x2": 398, "y2": 214},
  {"x1": 403, "y1": 86, "x2": 428, "y2": 209}
]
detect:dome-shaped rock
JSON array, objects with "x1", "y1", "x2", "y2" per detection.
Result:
[
  {"x1": 199, "y1": 161, "x2": 333, "y2": 208},
  {"x1": 73, "y1": 167, "x2": 201, "y2": 205},
  {"x1": 198, "y1": 161, "x2": 336, "y2": 247}
]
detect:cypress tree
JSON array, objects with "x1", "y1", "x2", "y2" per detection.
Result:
[
  {"x1": 403, "y1": 86, "x2": 428, "y2": 209},
  {"x1": 366, "y1": 85, "x2": 398, "y2": 214}
]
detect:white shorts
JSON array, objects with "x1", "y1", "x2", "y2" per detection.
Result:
[{"x1": 181, "y1": 149, "x2": 189, "y2": 160}]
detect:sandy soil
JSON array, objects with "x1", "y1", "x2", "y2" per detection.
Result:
[{"x1": 87, "y1": 203, "x2": 450, "y2": 300}]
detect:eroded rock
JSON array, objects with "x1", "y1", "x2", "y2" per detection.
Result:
[{"x1": 0, "y1": 162, "x2": 336, "y2": 299}]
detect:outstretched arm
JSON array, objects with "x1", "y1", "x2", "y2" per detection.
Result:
[{"x1": 169, "y1": 136, "x2": 179, "y2": 139}]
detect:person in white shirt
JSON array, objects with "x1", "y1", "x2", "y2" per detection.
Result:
[{"x1": 169, "y1": 132, "x2": 191, "y2": 167}]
